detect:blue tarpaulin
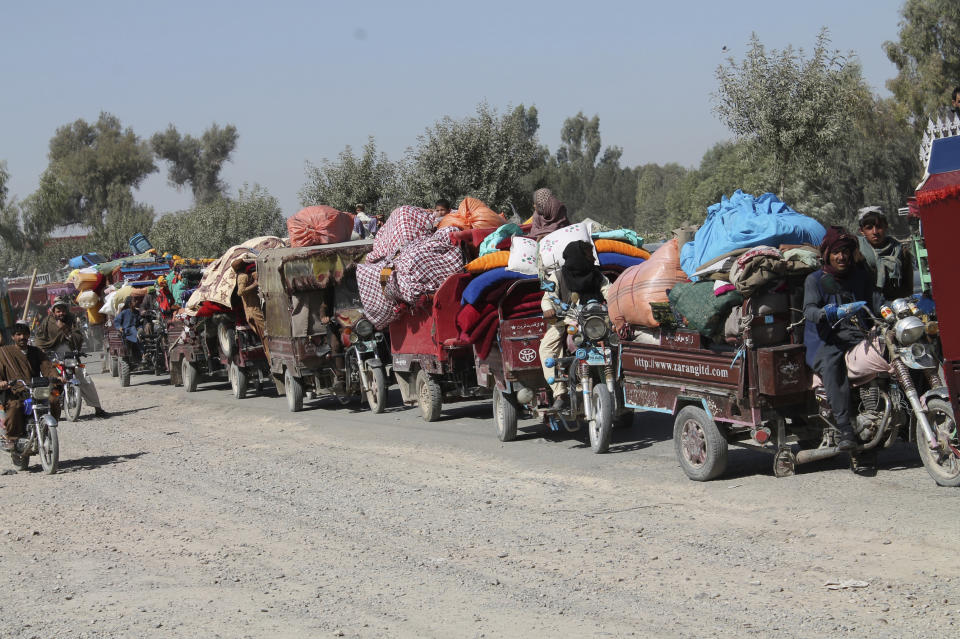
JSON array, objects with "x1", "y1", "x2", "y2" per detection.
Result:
[{"x1": 680, "y1": 190, "x2": 826, "y2": 278}]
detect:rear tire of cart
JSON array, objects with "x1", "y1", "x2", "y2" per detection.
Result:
[
  {"x1": 494, "y1": 388, "x2": 518, "y2": 442},
  {"x1": 589, "y1": 385, "x2": 613, "y2": 453},
  {"x1": 182, "y1": 357, "x2": 199, "y2": 393},
  {"x1": 674, "y1": 405, "x2": 727, "y2": 481},
  {"x1": 217, "y1": 322, "x2": 236, "y2": 360},
  {"x1": 285, "y1": 368, "x2": 304, "y2": 412},
  {"x1": 230, "y1": 363, "x2": 248, "y2": 400},
  {"x1": 416, "y1": 370, "x2": 442, "y2": 422},
  {"x1": 119, "y1": 358, "x2": 131, "y2": 388}
]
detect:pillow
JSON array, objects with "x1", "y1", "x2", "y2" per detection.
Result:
[
  {"x1": 465, "y1": 251, "x2": 510, "y2": 274},
  {"x1": 506, "y1": 236, "x2": 539, "y2": 275},
  {"x1": 594, "y1": 239, "x2": 651, "y2": 260},
  {"x1": 538, "y1": 222, "x2": 596, "y2": 271}
]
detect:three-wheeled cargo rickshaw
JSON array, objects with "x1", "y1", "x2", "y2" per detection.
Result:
[
  {"x1": 166, "y1": 311, "x2": 269, "y2": 399},
  {"x1": 474, "y1": 268, "x2": 632, "y2": 452},
  {"x1": 257, "y1": 240, "x2": 390, "y2": 413},
  {"x1": 391, "y1": 271, "x2": 489, "y2": 421},
  {"x1": 106, "y1": 286, "x2": 168, "y2": 386}
]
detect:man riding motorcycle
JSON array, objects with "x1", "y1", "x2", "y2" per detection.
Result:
[
  {"x1": 34, "y1": 296, "x2": 108, "y2": 418},
  {"x1": 0, "y1": 323, "x2": 60, "y2": 450},
  {"x1": 539, "y1": 240, "x2": 612, "y2": 411},
  {"x1": 803, "y1": 226, "x2": 887, "y2": 451}
]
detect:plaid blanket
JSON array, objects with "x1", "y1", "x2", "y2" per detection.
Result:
[
  {"x1": 367, "y1": 206, "x2": 436, "y2": 262},
  {"x1": 358, "y1": 206, "x2": 437, "y2": 327},
  {"x1": 358, "y1": 223, "x2": 464, "y2": 329},
  {"x1": 392, "y1": 226, "x2": 463, "y2": 304}
]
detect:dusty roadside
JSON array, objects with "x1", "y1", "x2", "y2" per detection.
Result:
[{"x1": 0, "y1": 369, "x2": 957, "y2": 638}]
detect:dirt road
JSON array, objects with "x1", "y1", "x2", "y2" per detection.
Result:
[{"x1": 0, "y1": 368, "x2": 957, "y2": 638}]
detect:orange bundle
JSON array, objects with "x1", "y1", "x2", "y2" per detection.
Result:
[
  {"x1": 437, "y1": 197, "x2": 506, "y2": 230},
  {"x1": 606, "y1": 239, "x2": 688, "y2": 329},
  {"x1": 287, "y1": 205, "x2": 355, "y2": 247}
]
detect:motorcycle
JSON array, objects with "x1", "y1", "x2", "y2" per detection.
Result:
[
  {"x1": 137, "y1": 310, "x2": 168, "y2": 377},
  {"x1": 798, "y1": 296, "x2": 958, "y2": 485},
  {"x1": 3, "y1": 378, "x2": 60, "y2": 474},
  {"x1": 341, "y1": 313, "x2": 390, "y2": 414},
  {"x1": 50, "y1": 350, "x2": 86, "y2": 422},
  {"x1": 543, "y1": 292, "x2": 627, "y2": 453}
]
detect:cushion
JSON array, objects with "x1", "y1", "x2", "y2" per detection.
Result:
[
  {"x1": 465, "y1": 251, "x2": 510, "y2": 274},
  {"x1": 594, "y1": 239, "x2": 651, "y2": 260},
  {"x1": 506, "y1": 236, "x2": 539, "y2": 275},
  {"x1": 538, "y1": 222, "x2": 595, "y2": 271}
]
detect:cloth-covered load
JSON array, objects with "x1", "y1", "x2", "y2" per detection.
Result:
[
  {"x1": 680, "y1": 190, "x2": 826, "y2": 278},
  {"x1": 606, "y1": 239, "x2": 687, "y2": 329},
  {"x1": 185, "y1": 236, "x2": 286, "y2": 313},
  {"x1": 357, "y1": 209, "x2": 464, "y2": 329},
  {"x1": 437, "y1": 197, "x2": 506, "y2": 230},
  {"x1": 668, "y1": 281, "x2": 743, "y2": 339},
  {"x1": 287, "y1": 205, "x2": 355, "y2": 247}
]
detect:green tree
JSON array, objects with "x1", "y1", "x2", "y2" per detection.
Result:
[
  {"x1": 152, "y1": 123, "x2": 239, "y2": 205},
  {"x1": 151, "y1": 185, "x2": 285, "y2": 258},
  {"x1": 300, "y1": 138, "x2": 405, "y2": 214},
  {"x1": 407, "y1": 103, "x2": 541, "y2": 213},
  {"x1": 635, "y1": 163, "x2": 689, "y2": 235},
  {"x1": 87, "y1": 188, "x2": 156, "y2": 257},
  {"x1": 36, "y1": 112, "x2": 156, "y2": 229},
  {"x1": 884, "y1": 0, "x2": 960, "y2": 130},
  {"x1": 713, "y1": 29, "x2": 867, "y2": 196}
]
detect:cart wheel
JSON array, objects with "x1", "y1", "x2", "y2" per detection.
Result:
[
  {"x1": 119, "y1": 358, "x2": 131, "y2": 388},
  {"x1": 673, "y1": 405, "x2": 728, "y2": 481},
  {"x1": 109, "y1": 353, "x2": 119, "y2": 378},
  {"x1": 365, "y1": 365, "x2": 388, "y2": 414},
  {"x1": 217, "y1": 322, "x2": 236, "y2": 360},
  {"x1": 230, "y1": 363, "x2": 248, "y2": 400},
  {"x1": 416, "y1": 370, "x2": 442, "y2": 422},
  {"x1": 494, "y1": 388, "x2": 518, "y2": 442},
  {"x1": 589, "y1": 385, "x2": 613, "y2": 453},
  {"x1": 154, "y1": 350, "x2": 166, "y2": 376},
  {"x1": 182, "y1": 357, "x2": 199, "y2": 393},
  {"x1": 285, "y1": 368, "x2": 304, "y2": 412}
]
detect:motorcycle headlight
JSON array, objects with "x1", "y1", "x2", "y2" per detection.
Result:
[
  {"x1": 582, "y1": 315, "x2": 608, "y2": 341},
  {"x1": 33, "y1": 387, "x2": 51, "y2": 400},
  {"x1": 895, "y1": 316, "x2": 925, "y2": 345},
  {"x1": 354, "y1": 319, "x2": 375, "y2": 339},
  {"x1": 63, "y1": 359, "x2": 77, "y2": 368}
]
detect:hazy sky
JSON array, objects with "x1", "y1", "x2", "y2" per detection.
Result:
[{"x1": 1, "y1": 0, "x2": 907, "y2": 218}]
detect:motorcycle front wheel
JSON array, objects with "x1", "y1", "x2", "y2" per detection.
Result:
[
  {"x1": 37, "y1": 423, "x2": 59, "y2": 475},
  {"x1": 918, "y1": 398, "x2": 960, "y2": 487},
  {"x1": 589, "y1": 385, "x2": 613, "y2": 453},
  {"x1": 65, "y1": 385, "x2": 82, "y2": 422}
]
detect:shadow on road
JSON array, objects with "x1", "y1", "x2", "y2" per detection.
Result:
[
  {"x1": 55, "y1": 451, "x2": 149, "y2": 473},
  {"x1": 84, "y1": 405, "x2": 160, "y2": 419}
]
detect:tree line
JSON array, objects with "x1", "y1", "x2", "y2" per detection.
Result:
[{"x1": 1, "y1": 0, "x2": 955, "y2": 274}]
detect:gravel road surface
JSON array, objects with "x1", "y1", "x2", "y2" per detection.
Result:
[{"x1": 0, "y1": 365, "x2": 957, "y2": 638}]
